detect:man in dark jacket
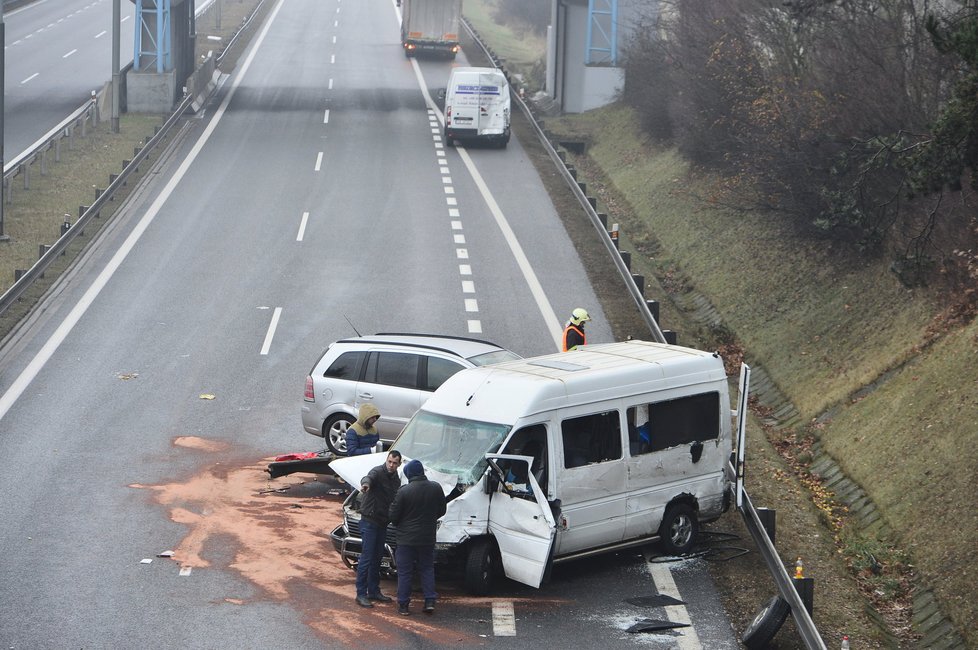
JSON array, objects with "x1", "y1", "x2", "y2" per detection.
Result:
[
  {"x1": 389, "y1": 459, "x2": 446, "y2": 616},
  {"x1": 354, "y1": 449, "x2": 402, "y2": 608}
]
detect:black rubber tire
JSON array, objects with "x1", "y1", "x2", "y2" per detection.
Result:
[
  {"x1": 658, "y1": 502, "x2": 699, "y2": 555},
  {"x1": 323, "y1": 413, "x2": 355, "y2": 455},
  {"x1": 463, "y1": 538, "x2": 499, "y2": 595},
  {"x1": 742, "y1": 595, "x2": 790, "y2": 649},
  {"x1": 444, "y1": 128, "x2": 456, "y2": 147}
]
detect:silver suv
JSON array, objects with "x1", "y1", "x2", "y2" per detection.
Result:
[{"x1": 302, "y1": 333, "x2": 520, "y2": 454}]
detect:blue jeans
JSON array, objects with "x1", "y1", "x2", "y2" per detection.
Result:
[
  {"x1": 395, "y1": 544, "x2": 437, "y2": 606},
  {"x1": 355, "y1": 519, "x2": 387, "y2": 598}
]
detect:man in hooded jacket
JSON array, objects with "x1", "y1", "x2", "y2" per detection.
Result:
[
  {"x1": 346, "y1": 403, "x2": 381, "y2": 456},
  {"x1": 389, "y1": 459, "x2": 446, "y2": 616}
]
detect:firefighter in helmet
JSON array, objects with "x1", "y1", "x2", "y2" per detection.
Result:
[{"x1": 562, "y1": 308, "x2": 591, "y2": 351}]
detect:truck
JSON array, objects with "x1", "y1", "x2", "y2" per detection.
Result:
[
  {"x1": 328, "y1": 340, "x2": 745, "y2": 594},
  {"x1": 400, "y1": 0, "x2": 462, "y2": 59}
]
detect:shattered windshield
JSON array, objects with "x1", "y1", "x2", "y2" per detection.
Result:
[{"x1": 393, "y1": 410, "x2": 511, "y2": 485}]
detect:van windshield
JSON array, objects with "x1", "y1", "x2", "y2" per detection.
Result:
[{"x1": 393, "y1": 410, "x2": 511, "y2": 485}]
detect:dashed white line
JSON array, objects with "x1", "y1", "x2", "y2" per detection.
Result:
[
  {"x1": 330, "y1": 54, "x2": 336, "y2": 63},
  {"x1": 323, "y1": 109, "x2": 330, "y2": 124},
  {"x1": 95, "y1": 30, "x2": 106, "y2": 38},
  {"x1": 260, "y1": 307, "x2": 283, "y2": 356},
  {"x1": 21, "y1": 73, "x2": 39, "y2": 84},
  {"x1": 459, "y1": 264, "x2": 472, "y2": 275},
  {"x1": 465, "y1": 299, "x2": 479, "y2": 312},
  {"x1": 492, "y1": 600, "x2": 516, "y2": 636},
  {"x1": 454, "y1": 234, "x2": 465, "y2": 244},
  {"x1": 297, "y1": 211, "x2": 309, "y2": 241},
  {"x1": 328, "y1": 78, "x2": 334, "y2": 90},
  {"x1": 461, "y1": 280, "x2": 475, "y2": 293},
  {"x1": 456, "y1": 249, "x2": 469, "y2": 259},
  {"x1": 451, "y1": 221, "x2": 462, "y2": 230},
  {"x1": 314, "y1": 151, "x2": 324, "y2": 171},
  {"x1": 448, "y1": 208, "x2": 460, "y2": 217},
  {"x1": 468, "y1": 320, "x2": 482, "y2": 333},
  {"x1": 63, "y1": 49, "x2": 78, "y2": 58}
]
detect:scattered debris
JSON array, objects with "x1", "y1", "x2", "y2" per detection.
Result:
[
  {"x1": 199, "y1": 394, "x2": 216, "y2": 400},
  {"x1": 179, "y1": 566, "x2": 192, "y2": 577},
  {"x1": 626, "y1": 619, "x2": 690, "y2": 634},
  {"x1": 140, "y1": 558, "x2": 153, "y2": 564},
  {"x1": 625, "y1": 594, "x2": 687, "y2": 608},
  {"x1": 118, "y1": 372, "x2": 139, "y2": 380},
  {"x1": 157, "y1": 550, "x2": 174, "y2": 558},
  {"x1": 258, "y1": 486, "x2": 291, "y2": 495}
]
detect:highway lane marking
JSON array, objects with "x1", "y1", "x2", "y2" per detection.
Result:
[
  {"x1": 328, "y1": 78, "x2": 334, "y2": 90},
  {"x1": 648, "y1": 561, "x2": 702, "y2": 649},
  {"x1": 63, "y1": 49, "x2": 77, "y2": 58},
  {"x1": 260, "y1": 307, "x2": 282, "y2": 356},
  {"x1": 0, "y1": 0, "x2": 289, "y2": 424},
  {"x1": 323, "y1": 109, "x2": 330, "y2": 124},
  {"x1": 95, "y1": 30, "x2": 106, "y2": 39},
  {"x1": 21, "y1": 73, "x2": 40, "y2": 84},
  {"x1": 314, "y1": 151, "x2": 324, "y2": 171},
  {"x1": 410, "y1": 61, "x2": 563, "y2": 350},
  {"x1": 296, "y1": 211, "x2": 309, "y2": 242},
  {"x1": 492, "y1": 600, "x2": 517, "y2": 636}
]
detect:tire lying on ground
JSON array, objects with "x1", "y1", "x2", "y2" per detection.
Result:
[{"x1": 742, "y1": 594, "x2": 790, "y2": 649}]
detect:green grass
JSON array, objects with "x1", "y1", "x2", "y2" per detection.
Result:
[{"x1": 463, "y1": 0, "x2": 547, "y2": 90}]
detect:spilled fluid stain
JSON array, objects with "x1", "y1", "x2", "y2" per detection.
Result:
[{"x1": 129, "y1": 436, "x2": 499, "y2": 646}]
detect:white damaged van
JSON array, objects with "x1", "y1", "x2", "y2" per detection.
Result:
[
  {"x1": 443, "y1": 66, "x2": 511, "y2": 148},
  {"x1": 329, "y1": 340, "x2": 744, "y2": 594}
]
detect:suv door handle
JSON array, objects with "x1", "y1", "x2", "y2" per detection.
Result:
[{"x1": 359, "y1": 392, "x2": 374, "y2": 400}]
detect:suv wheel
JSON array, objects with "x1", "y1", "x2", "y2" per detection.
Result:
[{"x1": 323, "y1": 413, "x2": 355, "y2": 455}]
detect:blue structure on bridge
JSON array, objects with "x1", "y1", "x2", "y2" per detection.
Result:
[
  {"x1": 127, "y1": 0, "x2": 195, "y2": 111},
  {"x1": 585, "y1": 0, "x2": 617, "y2": 66}
]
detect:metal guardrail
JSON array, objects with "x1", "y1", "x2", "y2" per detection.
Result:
[
  {"x1": 3, "y1": 99, "x2": 100, "y2": 201},
  {"x1": 460, "y1": 18, "x2": 827, "y2": 650},
  {"x1": 0, "y1": 91, "x2": 193, "y2": 318}
]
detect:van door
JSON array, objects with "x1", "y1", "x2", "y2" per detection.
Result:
[
  {"x1": 485, "y1": 455, "x2": 555, "y2": 588},
  {"x1": 475, "y1": 70, "x2": 506, "y2": 136}
]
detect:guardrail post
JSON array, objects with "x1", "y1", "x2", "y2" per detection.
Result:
[
  {"x1": 620, "y1": 250, "x2": 631, "y2": 270},
  {"x1": 61, "y1": 216, "x2": 71, "y2": 236},
  {"x1": 647, "y1": 299, "x2": 660, "y2": 323},
  {"x1": 757, "y1": 507, "x2": 777, "y2": 545},
  {"x1": 632, "y1": 274, "x2": 645, "y2": 298},
  {"x1": 663, "y1": 330, "x2": 678, "y2": 345},
  {"x1": 22, "y1": 161, "x2": 30, "y2": 190},
  {"x1": 610, "y1": 223, "x2": 619, "y2": 251},
  {"x1": 793, "y1": 576, "x2": 815, "y2": 617},
  {"x1": 14, "y1": 269, "x2": 26, "y2": 281},
  {"x1": 596, "y1": 212, "x2": 607, "y2": 228}
]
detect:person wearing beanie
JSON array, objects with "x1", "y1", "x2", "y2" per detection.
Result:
[
  {"x1": 388, "y1": 459, "x2": 446, "y2": 616},
  {"x1": 346, "y1": 403, "x2": 381, "y2": 456}
]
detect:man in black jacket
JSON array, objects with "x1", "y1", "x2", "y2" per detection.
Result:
[
  {"x1": 354, "y1": 450, "x2": 402, "y2": 608},
  {"x1": 389, "y1": 459, "x2": 447, "y2": 616}
]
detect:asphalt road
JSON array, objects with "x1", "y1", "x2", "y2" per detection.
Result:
[{"x1": 0, "y1": 0, "x2": 743, "y2": 646}]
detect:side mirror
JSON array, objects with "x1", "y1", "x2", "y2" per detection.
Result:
[{"x1": 484, "y1": 471, "x2": 499, "y2": 495}]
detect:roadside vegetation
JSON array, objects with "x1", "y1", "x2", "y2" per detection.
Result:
[{"x1": 466, "y1": 0, "x2": 977, "y2": 647}]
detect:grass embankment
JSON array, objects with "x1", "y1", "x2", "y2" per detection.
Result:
[
  {"x1": 544, "y1": 104, "x2": 978, "y2": 646},
  {"x1": 462, "y1": 0, "x2": 546, "y2": 90}
]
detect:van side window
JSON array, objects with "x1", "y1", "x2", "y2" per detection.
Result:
[
  {"x1": 323, "y1": 351, "x2": 365, "y2": 380},
  {"x1": 502, "y1": 425, "x2": 548, "y2": 493},
  {"x1": 561, "y1": 411, "x2": 622, "y2": 468},
  {"x1": 631, "y1": 392, "x2": 720, "y2": 454},
  {"x1": 364, "y1": 352, "x2": 421, "y2": 389}
]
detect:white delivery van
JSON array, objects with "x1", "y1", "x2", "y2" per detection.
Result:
[
  {"x1": 329, "y1": 340, "x2": 745, "y2": 594},
  {"x1": 443, "y1": 67, "x2": 511, "y2": 148}
]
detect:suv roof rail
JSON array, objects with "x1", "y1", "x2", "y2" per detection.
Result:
[{"x1": 372, "y1": 332, "x2": 504, "y2": 348}]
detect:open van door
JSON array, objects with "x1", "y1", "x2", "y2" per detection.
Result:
[
  {"x1": 485, "y1": 455, "x2": 556, "y2": 588},
  {"x1": 734, "y1": 363, "x2": 751, "y2": 509}
]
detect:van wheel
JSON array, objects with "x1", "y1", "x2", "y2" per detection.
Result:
[
  {"x1": 323, "y1": 414, "x2": 355, "y2": 456},
  {"x1": 444, "y1": 128, "x2": 455, "y2": 147},
  {"x1": 658, "y1": 503, "x2": 699, "y2": 555},
  {"x1": 464, "y1": 538, "x2": 499, "y2": 595},
  {"x1": 741, "y1": 595, "x2": 790, "y2": 649}
]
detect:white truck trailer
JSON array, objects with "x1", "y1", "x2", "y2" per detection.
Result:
[{"x1": 400, "y1": 0, "x2": 462, "y2": 59}]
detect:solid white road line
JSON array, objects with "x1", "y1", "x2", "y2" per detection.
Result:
[{"x1": 648, "y1": 562, "x2": 703, "y2": 650}]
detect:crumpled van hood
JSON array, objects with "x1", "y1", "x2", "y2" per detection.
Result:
[{"x1": 329, "y1": 452, "x2": 457, "y2": 496}]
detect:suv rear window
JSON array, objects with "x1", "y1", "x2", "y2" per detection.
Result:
[{"x1": 324, "y1": 351, "x2": 366, "y2": 380}]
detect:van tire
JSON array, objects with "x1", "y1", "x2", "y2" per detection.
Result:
[
  {"x1": 658, "y1": 503, "x2": 699, "y2": 555},
  {"x1": 444, "y1": 129, "x2": 456, "y2": 147},
  {"x1": 741, "y1": 595, "x2": 790, "y2": 649},
  {"x1": 464, "y1": 538, "x2": 499, "y2": 595},
  {"x1": 323, "y1": 413, "x2": 355, "y2": 456}
]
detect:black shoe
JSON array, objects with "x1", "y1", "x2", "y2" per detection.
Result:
[
  {"x1": 398, "y1": 603, "x2": 410, "y2": 616},
  {"x1": 423, "y1": 598, "x2": 435, "y2": 614},
  {"x1": 368, "y1": 593, "x2": 393, "y2": 603},
  {"x1": 355, "y1": 595, "x2": 374, "y2": 608}
]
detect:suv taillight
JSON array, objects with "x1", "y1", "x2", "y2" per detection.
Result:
[{"x1": 304, "y1": 375, "x2": 315, "y2": 401}]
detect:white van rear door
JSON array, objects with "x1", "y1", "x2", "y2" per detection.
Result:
[
  {"x1": 485, "y1": 455, "x2": 556, "y2": 588},
  {"x1": 476, "y1": 71, "x2": 504, "y2": 134}
]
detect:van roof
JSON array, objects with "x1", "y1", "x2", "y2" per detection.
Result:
[{"x1": 421, "y1": 340, "x2": 727, "y2": 424}]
